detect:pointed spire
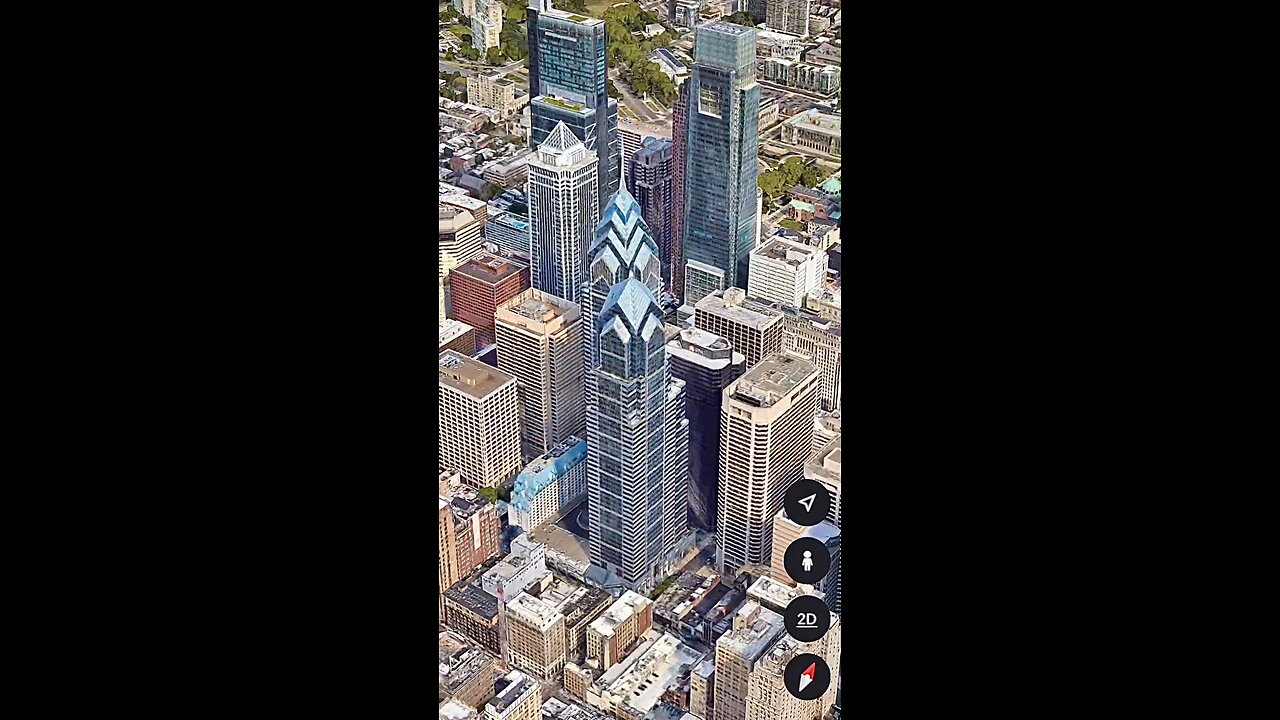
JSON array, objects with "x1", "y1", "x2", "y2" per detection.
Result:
[{"x1": 542, "y1": 121, "x2": 581, "y2": 153}]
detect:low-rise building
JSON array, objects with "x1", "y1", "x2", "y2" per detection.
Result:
[
  {"x1": 485, "y1": 670, "x2": 541, "y2": 720},
  {"x1": 586, "y1": 632, "x2": 706, "y2": 720},
  {"x1": 444, "y1": 581, "x2": 502, "y2": 654},
  {"x1": 440, "y1": 319, "x2": 478, "y2": 356},
  {"x1": 586, "y1": 591, "x2": 654, "y2": 671},
  {"x1": 507, "y1": 438, "x2": 588, "y2": 532},
  {"x1": 440, "y1": 631, "x2": 499, "y2": 709},
  {"x1": 780, "y1": 109, "x2": 841, "y2": 157},
  {"x1": 506, "y1": 592, "x2": 568, "y2": 682}
]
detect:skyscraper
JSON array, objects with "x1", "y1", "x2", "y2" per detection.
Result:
[
  {"x1": 526, "y1": 122, "x2": 600, "y2": 306},
  {"x1": 584, "y1": 178, "x2": 688, "y2": 593},
  {"x1": 495, "y1": 289, "x2": 585, "y2": 457},
  {"x1": 632, "y1": 137, "x2": 677, "y2": 291},
  {"x1": 439, "y1": 351, "x2": 523, "y2": 488},
  {"x1": 681, "y1": 22, "x2": 761, "y2": 290},
  {"x1": 765, "y1": 0, "x2": 810, "y2": 38},
  {"x1": 666, "y1": 327, "x2": 745, "y2": 530},
  {"x1": 671, "y1": 80, "x2": 691, "y2": 300},
  {"x1": 716, "y1": 353, "x2": 818, "y2": 575},
  {"x1": 528, "y1": 6, "x2": 620, "y2": 210}
]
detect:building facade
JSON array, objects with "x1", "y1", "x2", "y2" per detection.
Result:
[
  {"x1": 684, "y1": 259, "x2": 727, "y2": 308},
  {"x1": 506, "y1": 593, "x2": 568, "y2": 682},
  {"x1": 682, "y1": 22, "x2": 761, "y2": 290},
  {"x1": 441, "y1": 205, "x2": 485, "y2": 295},
  {"x1": 527, "y1": 122, "x2": 600, "y2": 307},
  {"x1": 670, "y1": 80, "x2": 691, "y2": 300},
  {"x1": 780, "y1": 109, "x2": 841, "y2": 156},
  {"x1": 716, "y1": 354, "x2": 819, "y2": 574},
  {"x1": 765, "y1": 0, "x2": 810, "y2": 37},
  {"x1": 484, "y1": 671, "x2": 541, "y2": 720},
  {"x1": 486, "y1": 211, "x2": 533, "y2": 257},
  {"x1": 495, "y1": 289, "x2": 586, "y2": 457},
  {"x1": 631, "y1": 137, "x2": 677, "y2": 292},
  {"x1": 507, "y1": 437, "x2": 588, "y2": 532},
  {"x1": 665, "y1": 327, "x2": 746, "y2": 530},
  {"x1": 471, "y1": 0, "x2": 503, "y2": 52},
  {"x1": 746, "y1": 238, "x2": 826, "y2": 307},
  {"x1": 694, "y1": 288, "x2": 784, "y2": 370},
  {"x1": 451, "y1": 253, "x2": 532, "y2": 347},
  {"x1": 440, "y1": 319, "x2": 478, "y2": 357},
  {"x1": 439, "y1": 351, "x2": 523, "y2": 488}
]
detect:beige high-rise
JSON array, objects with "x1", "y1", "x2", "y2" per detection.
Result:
[
  {"x1": 717, "y1": 353, "x2": 819, "y2": 575},
  {"x1": 495, "y1": 290, "x2": 585, "y2": 458},
  {"x1": 439, "y1": 351, "x2": 523, "y2": 488},
  {"x1": 695, "y1": 289, "x2": 785, "y2": 370},
  {"x1": 439, "y1": 498, "x2": 460, "y2": 625},
  {"x1": 747, "y1": 618, "x2": 841, "y2": 720},
  {"x1": 585, "y1": 591, "x2": 653, "y2": 671},
  {"x1": 505, "y1": 592, "x2": 567, "y2": 682},
  {"x1": 484, "y1": 670, "x2": 541, "y2": 720},
  {"x1": 714, "y1": 601, "x2": 786, "y2": 720}
]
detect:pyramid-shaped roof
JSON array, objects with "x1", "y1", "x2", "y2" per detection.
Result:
[
  {"x1": 588, "y1": 179, "x2": 661, "y2": 290},
  {"x1": 598, "y1": 278, "x2": 664, "y2": 343},
  {"x1": 542, "y1": 121, "x2": 583, "y2": 153}
]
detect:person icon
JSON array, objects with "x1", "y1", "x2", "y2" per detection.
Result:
[
  {"x1": 802, "y1": 550, "x2": 814, "y2": 572},
  {"x1": 784, "y1": 538, "x2": 830, "y2": 585}
]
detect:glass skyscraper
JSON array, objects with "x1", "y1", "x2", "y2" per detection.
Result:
[
  {"x1": 528, "y1": 4, "x2": 620, "y2": 212},
  {"x1": 680, "y1": 22, "x2": 760, "y2": 290},
  {"x1": 583, "y1": 178, "x2": 689, "y2": 593}
]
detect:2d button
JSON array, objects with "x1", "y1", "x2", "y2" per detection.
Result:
[
  {"x1": 783, "y1": 594, "x2": 831, "y2": 643},
  {"x1": 784, "y1": 653, "x2": 831, "y2": 700},
  {"x1": 782, "y1": 536, "x2": 831, "y2": 586},
  {"x1": 784, "y1": 480, "x2": 831, "y2": 527}
]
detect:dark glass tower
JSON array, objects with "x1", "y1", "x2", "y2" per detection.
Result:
[
  {"x1": 528, "y1": 5, "x2": 620, "y2": 212},
  {"x1": 671, "y1": 80, "x2": 690, "y2": 301},
  {"x1": 680, "y1": 22, "x2": 760, "y2": 290},
  {"x1": 631, "y1": 137, "x2": 676, "y2": 291}
]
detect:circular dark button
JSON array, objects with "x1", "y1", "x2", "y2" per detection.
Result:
[
  {"x1": 783, "y1": 653, "x2": 831, "y2": 700},
  {"x1": 784, "y1": 480, "x2": 831, "y2": 527},
  {"x1": 783, "y1": 594, "x2": 831, "y2": 643},
  {"x1": 783, "y1": 537, "x2": 832, "y2": 586}
]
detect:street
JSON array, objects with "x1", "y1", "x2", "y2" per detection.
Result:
[{"x1": 609, "y1": 68, "x2": 664, "y2": 123}]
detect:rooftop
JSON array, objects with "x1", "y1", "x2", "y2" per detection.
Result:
[
  {"x1": 595, "y1": 633, "x2": 704, "y2": 718},
  {"x1": 496, "y1": 289, "x2": 580, "y2": 330},
  {"x1": 730, "y1": 354, "x2": 817, "y2": 408},
  {"x1": 439, "y1": 319, "x2": 475, "y2": 347},
  {"x1": 696, "y1": 289, "x2": 783, "y2": 330},
  {"x1": 444, "y1": 581, "x2": 499, "y2": 619},
  {"x1": 452, "y1": 253, "x2": 527, "y2": 284},
  {"x1": 753, "y1": 238, "x2": 821, "y2": 266},
  {"x1": 506, "y1": 592, "x2": 564, "y2": 632},
  {"x1": 716, "y1": 601, "x2": 785, "y2": 661},
  {"x1": 440, "y1": 351, "x2": 516, "y2": 400},
  {"x1": 439, "y1": 631, "x2": 494, "y2": 696},
  {"x1": 666, "y1": 327, "x2": 743, "y2": 370},
  {"x1": 589, "y1": 591, "x2": 651, "y2": 637},
  {"x1": 487, "y1": 670, "x2": 537, "y2": 716},
  {"x1": 439, "y1": 699, "x2": 477, "y2": 720},
  {"x1": 786, "y1": 109, "x2": 842, "y2": 135},
  {"x1": 806, "y1": 435, "x2": 841, "y2": 483}
]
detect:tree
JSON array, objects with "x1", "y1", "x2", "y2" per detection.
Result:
[
  {"x1": 607, "y1": 79, "x2": 621, "y2": 98},
  {"x1": 444, "y1": 47, "x2": 455, "y2": 60},
  {"x1": 460, "y1": 44, "x2": 480, "y2": 61},
  {"x1": 780, "y1": 218, "x2": 806, "y2": 231},
  {"x1": 481, "y1": 182, "x2": 503, "y2": 201},
  {"x1": 486, "y1": 46, "x2": 503, "y2": 64},
  {"x1": 553, "y1": 0, "x2": 587, "y2": 13},
  {"x1": 725, "y1": 12, "x2": 756, "y2": 27},
  {"x1": 477, "y1": 487, "x2": 499, "y2": 503}
]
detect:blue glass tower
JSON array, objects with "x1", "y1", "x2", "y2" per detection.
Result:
[
  {"x1": 584, "y1": 176, "x2": 689, "y2": 593},
  {"x1": 681, "y1": 22, "x2": 760, "y2": 290},
  {"x1": 528, "y1": 6, "x2": 620, "y2": 212}
]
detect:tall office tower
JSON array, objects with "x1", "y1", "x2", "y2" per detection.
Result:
[
  {"x1": 765, "y1": 0, "x2": 810, "y2": 38},
  {"x1": 471, "y1": 0, "x2": 503, "y2": 52},
  {"x1": 746, "y1": 238, "x2": 827, "y2": 307},
  {"x1": 484, "y1": 671, "x2": 541, "y2": 720},
  {"x1": 685, "y1": 259, "x2": 727, "y2": 307},
  {"x1": 495, "y1": 289, "x2": 585, "y2": 457},
  {"x1": 747, "y1": 617, "x2": 840, "y2": 720},
  {"x1": 453, "y1": 0, "x2": 477, "y2": 18},
  {"x1": 681, "y1": 22, "x2": 760, "y2": 290},
  {"x1": 662, "y1": 377, "x2": 691, "y2": 554},
  {"x1": 695, "y1": 288, "x2": 785, "y2": 369},
  {"x1": 690, "y1": 659, "x2": 715, "y2": 719},
  {"x1": 745, "y1": 297, "x2": 841, "y2": 411},
  {"x1": 439, "y1": 498, "x2": 460, "y2": 624},
  {"x1": 714, "y1": 601, "x2": 786, "y2": 720},
  {"x1": 505, "y1": 593, "x2": 568, "y2": 682},
  {"x1": 441, "y1": 205, "x2": 485, "y2": 295},
  {"x1": 632, "y1": 138, "x2": 677, "y2": 290},
  {"x1": 748, "y1": 0, "x2": 767, "y2": 19},
  {"x1": 671, "y1": 80, "x2": 690, "y2": 300},
  {"x1": 451, "y1": 253, "x2": 531, "y2": 348},
  {"x1": 439, "y1": 352, "x2": 523, "y2": 488},
  {"x1": 528, "y1": 7, "x2": 620, "y2": 210},
  {"x1": 584, "y1": 179, "x2": 684, "y2": 593},
  {"x1": 665, "y1": 327, "x2": 746, "y2": 530},
  {"x1": 805, "y1": 433, "x2": 841, "y2": 527},
  {"x1": 716, "y1": 354, "x2": 818, "y2": 575},
  {"x1": 755, "y1": 187, "x2": 763, "y2": 247},
  {"x1": 527, "y1": 122, "x2": 599, "y2": 306}
]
